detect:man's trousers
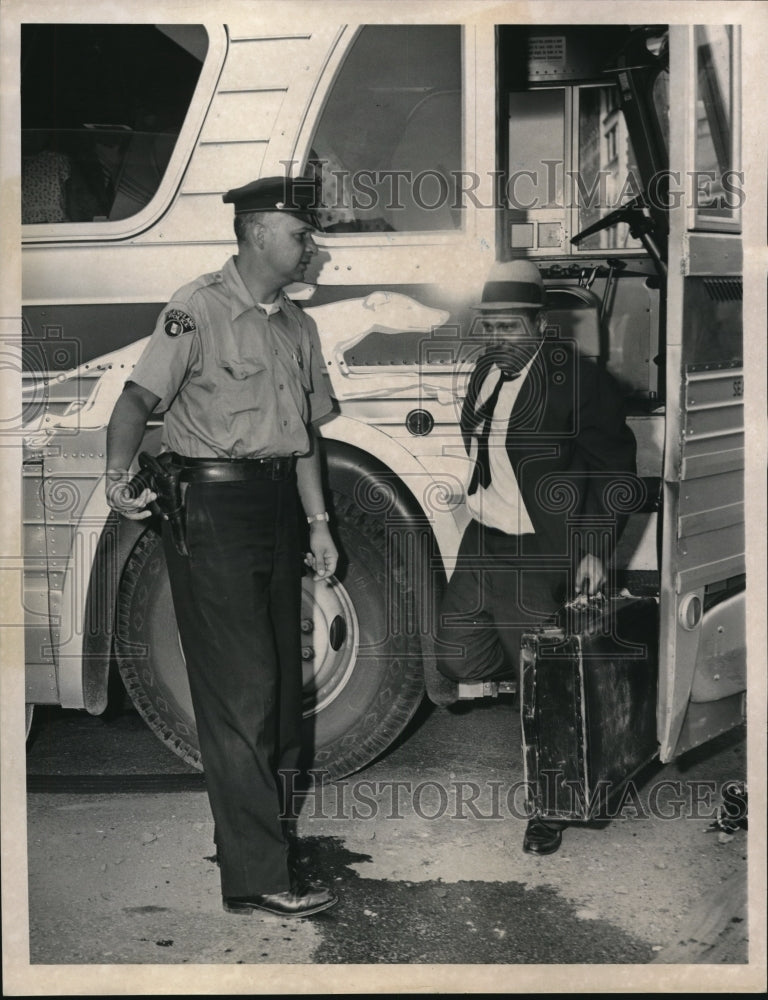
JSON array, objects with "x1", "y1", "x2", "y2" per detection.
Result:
[
  {"x1": 162, "y1": 476, "x2": 303, "y2": 897},
  {"x1": 436, "y1": 520, "x2": 565, "y2": 682}
]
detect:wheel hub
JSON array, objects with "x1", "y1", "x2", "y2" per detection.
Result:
[{"x1": 300, "y1": 574, "x2": 360, "y2": 716}]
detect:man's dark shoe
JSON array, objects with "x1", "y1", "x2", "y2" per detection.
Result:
[
  {"x1": 422, "y1": 650, "x2": 459, "y2": 707},
  {"x1": 523, "y1": 818, "x2": 563, "y2": 856},
  {"x1": 223, "y1": 883, "x2": 338, "y2": 918}
]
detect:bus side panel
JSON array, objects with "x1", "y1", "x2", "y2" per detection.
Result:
[
  {"x1": 143, "y1": 26, "x2": 345, "y2": 245},
  {"x1": 657, "y1": 27, "x2": 746, "y2": 762},
  {"x1": 659, "y1": 274, "x2": 745, "y2": 761},
  {"x1": 23, "y1": 458, "x2": 59, "y2": 704}
]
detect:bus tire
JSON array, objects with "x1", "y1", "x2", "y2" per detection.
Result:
[{"x1": 114, "y1": 492, "x2": 425, "y2": 780}]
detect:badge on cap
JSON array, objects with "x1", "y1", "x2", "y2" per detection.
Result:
[{"x1": 164, "y1": 309, "x2": 196, "y2": 337}]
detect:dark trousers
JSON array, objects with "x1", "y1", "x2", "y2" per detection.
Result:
[
  {"x1": 436, "y1": 521, "x2": 565, "y2": 682},
  {"x1": 162, "y1": 477, "x2": 303, "y2": 897}
]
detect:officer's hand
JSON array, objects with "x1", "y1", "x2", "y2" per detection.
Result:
[
  {"x1": 305, "y1": 523, "x2": 338, "y2": 581},
  {"x1": 105, "y1": 472, "x2": 157, "y2": 520},
  {"x1": 574, "y1": 554, "x2": 606, "y2": 602}
]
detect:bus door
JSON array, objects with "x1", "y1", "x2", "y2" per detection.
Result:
[
  {"x1": 658, "y1": 25, "x2": 745, "y2": 761},
  {"x1": 497, "y1": 25, "x2": 669, "y2": 810},
  {"x1": 497, "y1": 23, "x2": 746, "y2": 772}
]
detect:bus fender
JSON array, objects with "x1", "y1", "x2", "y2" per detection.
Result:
[
  {"x1": 319, "y1": 414, "x2": 464, "y2": 564},
  {"x1": 81, "y1": 513, "x2": 148, "y2": 714}
]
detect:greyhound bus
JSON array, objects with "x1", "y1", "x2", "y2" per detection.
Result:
[{"x1": 19, "y1": 12, "x2": 746, "y2": 782}]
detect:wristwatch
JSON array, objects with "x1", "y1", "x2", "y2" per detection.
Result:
[{"x1": 307, "y1": 511, "x2": 329, "y2": 524}]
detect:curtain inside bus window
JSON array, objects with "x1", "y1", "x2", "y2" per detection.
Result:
[
  {"x1": 693, "y1": 25, "x2": 739, "y2": 226},
  {"x1": 503, "y1": 89, "x2": 566, "y2": 251},
  {"x1": 21, "y1": 24, "x2": 207, "y2": 225},
  {"x1": 306, "y1": 25, "x2": 462, "y2": 233},
  {"x1": 507, "y1": 90, "x2": 565, "y2": 213},
  {"x1": 576, "y1": 85, "x2": 642, "y2": 252}
]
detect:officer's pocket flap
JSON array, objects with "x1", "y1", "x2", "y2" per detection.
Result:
[{"x1": 218, "y1": 357, "x2": 267, "y2": 380}]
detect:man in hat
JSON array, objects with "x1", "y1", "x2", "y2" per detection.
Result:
[
  {"x1": 105, "y1": 176, "x2": 339, "y2": 917},
  {"x1": 435, "y1": 259, "x2": 637, "y2": 855}
]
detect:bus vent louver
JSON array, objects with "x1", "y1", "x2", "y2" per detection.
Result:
[{"x1": 703, "y1": 278, "x2": 743, "y2": 302}]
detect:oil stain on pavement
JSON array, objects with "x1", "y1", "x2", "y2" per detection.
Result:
[{"x1": 294, "y1": 836, "x2": 655, "y2": 964}]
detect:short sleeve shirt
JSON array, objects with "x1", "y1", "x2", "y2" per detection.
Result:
[{"x1": 130, "y1": 256, "x2": 334, "y2": 458}]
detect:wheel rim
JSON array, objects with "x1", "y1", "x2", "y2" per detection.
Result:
[
  {"x1": 300, "y1": 574, "x2": 360, "y2": 717},
  {"x1": 149, "y1": 563, "x2": 361, "y2": 724}
]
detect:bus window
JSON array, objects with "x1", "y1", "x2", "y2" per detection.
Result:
[
  {"x1": 693, "y1": 25, "x2": 740, "y2": 228},
  {"x1": 21, "y1": 24, "x2": 207, "y2": 225},
  {"x1": 575, "y1": 85, "x2": 642, "y2": 252},
  {"x1": 306, "y1": 25, "x2": 462, "y2": 233},
  {"x1": 504, "y1": 82, "x2": 646, "y2": 255}
]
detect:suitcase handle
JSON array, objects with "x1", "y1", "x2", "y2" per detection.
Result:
[
  {"x1": 563, "y1": 592, "x2": 607, "y2": 611},
  {"x1": 563, "y1": 586, "x2": 639, "y2": 611}
]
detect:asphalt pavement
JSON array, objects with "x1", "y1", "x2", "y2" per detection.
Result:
[{"x1": 9, "y1": 696, "x2": 757, "y2": 994}]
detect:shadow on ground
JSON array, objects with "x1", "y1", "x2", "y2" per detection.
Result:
[{"x1": 293, "y1": 835, "x2": 655, "y2": 964}]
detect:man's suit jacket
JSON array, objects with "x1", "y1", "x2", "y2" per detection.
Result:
[{"x1": 460, "y1": 339, "x2": 639, "y2": 561}]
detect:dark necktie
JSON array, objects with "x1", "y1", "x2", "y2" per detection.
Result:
[{"x1": 467, "y1": 368, "x2": 520, "y2": 496}]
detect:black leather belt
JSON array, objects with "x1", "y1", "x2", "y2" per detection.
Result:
[{"x1": 171, "y1": 453, "x2": 296, "y2": 483}]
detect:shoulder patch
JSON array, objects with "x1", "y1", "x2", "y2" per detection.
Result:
[{"x1": 164, "y1": 309, "x2": 197, "y2": 338}]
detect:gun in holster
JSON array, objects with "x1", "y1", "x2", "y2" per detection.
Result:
[{"x1": 128, "y1": 452, "x2": 189, "y2": 556}]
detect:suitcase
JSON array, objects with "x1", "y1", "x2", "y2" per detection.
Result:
[{"x1": 520, "y1": 595, "x2": 659, "y2": 822}]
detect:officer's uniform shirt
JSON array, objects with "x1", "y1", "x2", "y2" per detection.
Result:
[
  {"x1": 130, "y1": 256, "x2": 333, "y2": 458},
  {"x1": 465, "y1": 350, "x2": 539, "y2": 535}
]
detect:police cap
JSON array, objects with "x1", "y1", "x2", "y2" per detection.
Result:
[{"x1": 222, "y1": 175, "x2": 320, "y2": 225}]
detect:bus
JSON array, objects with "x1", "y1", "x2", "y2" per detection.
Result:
[{"x1": 18, "y1": 11, "x2": 748, "y2": 785}]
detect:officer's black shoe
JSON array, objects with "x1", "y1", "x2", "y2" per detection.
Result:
[
  {"x1": 223, "y1": 883, "x2": 338, "y2": 918},
  {"x1": 522, "y1": 818, "x2": 564, "y2": 856}
]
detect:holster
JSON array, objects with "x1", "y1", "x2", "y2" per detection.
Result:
[{"x1": 133, "y1": 451, "x2": 189, "y2": 556}]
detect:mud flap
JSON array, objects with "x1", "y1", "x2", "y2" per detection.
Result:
[{"x1": 521, "y1": 596, "x2": 660, "y2": 822}]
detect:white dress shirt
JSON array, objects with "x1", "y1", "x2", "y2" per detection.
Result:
[{"x1": 465, "y1": 350, "x2": 539, "y2": 534}]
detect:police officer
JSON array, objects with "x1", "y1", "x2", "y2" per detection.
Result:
[{"x1": 105, "y1": 176, "x2": 339, "y2": 917}]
